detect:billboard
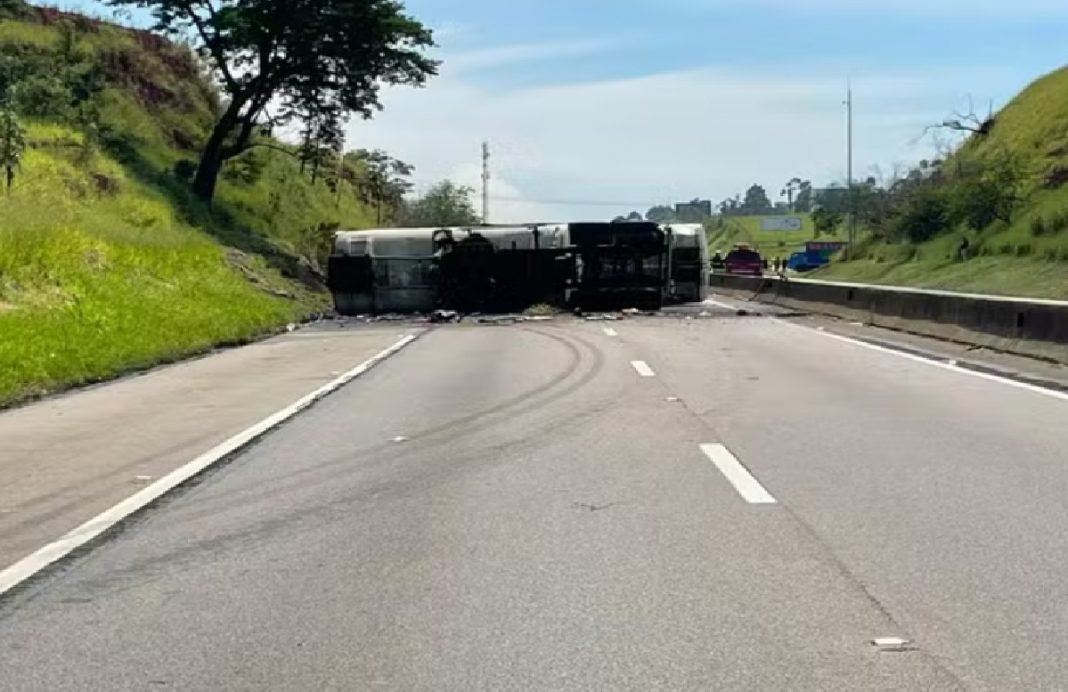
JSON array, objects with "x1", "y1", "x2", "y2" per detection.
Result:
[{"x1": 760, "y1": 217, "x2": 803, "y2": 231}]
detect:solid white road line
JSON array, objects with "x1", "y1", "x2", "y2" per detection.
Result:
[
  {"x1": 700, "y1": 443, "x2": 777, "y2": 505},
  {"x1": 631, "y1": 360, "x2": 656, "y2": 377},
  {"x1": 703, "y1": 297, "x2": 739, "y2": 311},
  {"x1": 0, "y1": 333, "x2": 421, "y2": 599},
  {"x1": 603, "y1": 327, "x2": 619, "y2": 337},
  {"x1": 774, "y1": 319, "x2": 1068, "y2": 403}
]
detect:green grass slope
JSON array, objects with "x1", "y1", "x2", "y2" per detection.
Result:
[
  {"x1": 706, "y1": 214, "x2": 842, "y2": 259},
  {"x1": 0, "y1": 6, "x2": 377, "y2": 406},
  {"x1": 816, "y1": 65, "x2": 1068, "y2": 299}
]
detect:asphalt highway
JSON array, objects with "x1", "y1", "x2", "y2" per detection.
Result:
[{"x1": 3, "y1": 307, "x2": 1068, "y2": 690}]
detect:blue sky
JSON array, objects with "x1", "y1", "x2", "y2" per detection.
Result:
[{"x1": 63, "y1": 0, "x2": 1068, "y2": 221}]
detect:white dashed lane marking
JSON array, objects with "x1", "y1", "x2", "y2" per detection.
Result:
[
  {"x1": 700, "y1": 443, "x2": 777, "y2": 505},
  {"x1": 630, "y1": 360, "x2": 656, "y2": 377}
]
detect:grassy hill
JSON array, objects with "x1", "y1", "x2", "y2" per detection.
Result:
[
  {"x1": 706, "y1": 213, "x2": 844, "y2": 259},
  {"x1": 814, "y1": 65, "x2": 1068, "y2": 299},
  {"x1": 0, "y1": 5, "x2": 378, "y2": 406}
]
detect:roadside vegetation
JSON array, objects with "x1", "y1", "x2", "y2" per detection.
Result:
[
  {"x1": 0, "y1": 2, "x2": 435, "y2": 406},
  {"x1": 812, "y1": 66, "x2": 1068, "y2": 299},
  {"x1": 705, "y1": 213, "x2": 848, "y2": 260},
  {"x1": 631, "y1": 65, "x2": 1068, "y2": 300}
]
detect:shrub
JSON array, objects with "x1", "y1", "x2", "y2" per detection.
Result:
[
  {"x1": 889, "y1": 188, "x2": 949, "y2": 243},
  {"x1": 13, "y1": 74, "x2": 71, "y2": 118},
  {"x1": 172, "y1": 158, "x2": 196, "y2": 182},
  {"x1": 1050, "y1": 211, "x2": 1068, "y2": 233},
  {"x1": 946, "y1": 155, "x2": 1024, "y2": 231}
]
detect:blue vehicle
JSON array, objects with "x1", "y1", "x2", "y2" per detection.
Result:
[
  {"x1": 786, "y1": 250, "x2": 827, "y2": 272},
  {"x1": 786, "y1": 241, "x2": 846, "y2": 272}
]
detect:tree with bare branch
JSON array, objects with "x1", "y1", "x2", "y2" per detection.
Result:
[{"x1": 928, "y1": 96, "x2": 996, "y2": 137}]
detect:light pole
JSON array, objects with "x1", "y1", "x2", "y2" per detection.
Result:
[
  {"x1": 845, "y1": 81, "x2": 856, "y2": 258},
  {"x1": 481, "y1": 141, "x2": 490, "y2": 225}
]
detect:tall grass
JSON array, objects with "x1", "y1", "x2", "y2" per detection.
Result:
[
  {"x1": 0, "y1": 132, "x2": 308, "y2": 405},
  {"x1": 0, "y1": 13, "x2": 379, "y2": 406},
  {"x1": 819, "y1": 65, "x2": 1068, "y2": 299}
]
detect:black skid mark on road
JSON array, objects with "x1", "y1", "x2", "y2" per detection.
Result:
[
  {"x1": 571, "y1": 501, "x2": 626, "y2": 513},
  {"x1": 156, "y1": 326, "x2": 594, "y2": 525}
]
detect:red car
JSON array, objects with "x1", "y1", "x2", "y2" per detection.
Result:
[{"x1": 724, "y1": 247, "x2": 765, "y2": 276}]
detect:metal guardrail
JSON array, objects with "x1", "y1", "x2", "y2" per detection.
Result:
[
  {"x1": 710, "y1": 273, "x2": 1068, "y2": 362},
  {"x1": 777, "y1": 276, "x2": 1068, "y2": 308}
]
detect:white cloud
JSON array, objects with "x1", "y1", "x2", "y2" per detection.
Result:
[
  {"x1": 346, "y1": 57, "x2": 1032, "y2": 223},
  {"x1": 672, "y1": 0, "x2": 1068, "y2": 17},
  {"x1": 447, "y1": 38, "x2": 622, "y2": 75},
  {"x1": 439, "y1": 164, "x2": 561, "y2": 224}
]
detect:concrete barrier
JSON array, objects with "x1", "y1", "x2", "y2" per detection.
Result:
[{"x1": 710, "y1": 274, "x2": 1068, "y2": 363}]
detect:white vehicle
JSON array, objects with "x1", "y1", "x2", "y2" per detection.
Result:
[
  {"x1": 330, "y1": 228, "x2": 439, "y2": 314},
  {"x1": 663, "y1": 223, "x2": 710, "y2": 303}
]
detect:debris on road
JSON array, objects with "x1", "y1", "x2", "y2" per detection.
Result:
[
  {"x1": 871, "y1": 637, "x2": 914, "y2": 652},
  {"x1": 523, "y1": 303, "x2": 558, "y2": 318},
  {"x1": 429, "y1": 309, "x2": 460, "y2": 324},
  {"x1": 477, "y1": 315, "x2": 520, "y2": 326},
  {"x1": 391, "y1": 436, "x2": 408, "y2": 444},
  {"x1": 370, "y1": 313, "x2": 413, "y2": 323}
]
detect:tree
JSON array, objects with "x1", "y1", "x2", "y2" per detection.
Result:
[
  {"x1": 795, "y1": 180, "x2": 814, "y2": 212},
  {"x1": 889, "y1": 187, "x2": 948, "y2": 243},
  {"x1": 811, "y1": 206, "x2": 841, "y2": 238},
  {"x1": 398, "y1": 181, "x2": 480, "y2": 227},
  {"x1": 645, "y1": 205, "x2": 675, "y2": 223},
  {"x1": 297, "y1": 104, "x2": 344, "y2": 184},
  {"x1": 742, "y1": 184, "x2": 773, "y2": 215},
  {"x1": 0, "y1": 0, "x2": 26, "y2": 18},
  {"x1": 0, "y1": 95, "x2": 26, "y2": 192},
  {"x1": 347, "y1": 149, "x2": 414, "y2": 224},
  {"x1": 928, "y1": 96, "x2": 995, "y2": 138},
  {"x1": 781, "y1": 177, "x2": 802, "y2": 212},
  {"x1": 813, "y1": 185, "x2": 849, "y2": 215},
  {"x1": 108, "y1": 0, "x2": 439, "y2": 203},
  {"x1": 946, "y1": 152, "x2": 1024, "y2": 231},
  {"x1": 718, "y1": 196, "x2": 741, "y2": 216},
  {"x1": 626, "y1": 211, "x2": 643, "y2": 221}
]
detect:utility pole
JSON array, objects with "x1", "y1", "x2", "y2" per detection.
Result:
[
  {"x1": 481, "y1": 141, "x2": 491, "y2": 226},
  {"x1": 845, "y1": 80, "x2": 856, "y2": 259}
]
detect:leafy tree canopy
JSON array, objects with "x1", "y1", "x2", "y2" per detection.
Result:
[
  {"x1": 107, "y1": 0, "x2": 438, "y2": 202},
  {"x1": 398, "y1": 180, "x2": 480, "y2": 227},
  {"x1": 645, "y1": 205, "x2": 676, "y2": 223}
]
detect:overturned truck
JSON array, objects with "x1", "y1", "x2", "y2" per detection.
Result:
[{"x1": 327, "y1": 222, "x2": 708, "y2": 315}]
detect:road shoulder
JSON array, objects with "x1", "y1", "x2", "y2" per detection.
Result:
[
  {"x1": 706, "y1": 291, "x2": 1068, "y2": 391},
  {"x1": 0, "y1": 322, "x2": 421, "y2": 576}
]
